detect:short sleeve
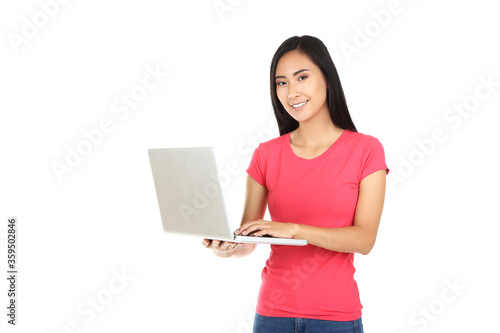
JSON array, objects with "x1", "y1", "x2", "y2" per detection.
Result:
[
  {"x1": 246, "y1": 144, "x2": 267, "y2": 187},
  {"x1": 360, "y1": 137, "x2": 390, "y2": 181}
]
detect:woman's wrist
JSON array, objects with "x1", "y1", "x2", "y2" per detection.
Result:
[
  {"x1": 290, "y1": 223, "x2": 301, "y2": 238},
  {"x1": 232, "y1": 243, "x2": 255, "y2": 258}
]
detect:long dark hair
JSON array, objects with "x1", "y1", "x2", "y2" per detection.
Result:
[{"x1": 270, "y1": 35, "x2": 357, "y2": 135}]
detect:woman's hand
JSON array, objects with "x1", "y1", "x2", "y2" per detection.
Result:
[
  {"x1": 202, "y1": 238, "x2": 243, "y2": 258},
  {"x1": 234, "y1": 219, "x2": 298, "y2": 239}
]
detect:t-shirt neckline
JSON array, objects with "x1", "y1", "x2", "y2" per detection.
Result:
[{"x1": 284, "y1": 129, "x2": 350, "y2": 162}]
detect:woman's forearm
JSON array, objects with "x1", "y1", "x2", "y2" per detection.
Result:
[{"x1": 293, "y1": 224, "x2": 377, "y2": 255}]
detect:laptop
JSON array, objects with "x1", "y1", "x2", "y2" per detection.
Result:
[{"x1": 148, "y1": 147, "x2": 308, "y2": 246}]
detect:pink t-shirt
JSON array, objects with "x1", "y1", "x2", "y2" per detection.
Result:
[{"x1": 246, "y1": 129, "x2": 389, "y2": 321}]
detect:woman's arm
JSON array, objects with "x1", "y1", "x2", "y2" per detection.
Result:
[
  {"x1": 235, "y1": 169, "x2": 387, "y2": 255},
  {"x1": 232, "y1": 174, "x2": 269, "y2": 258},
  {"x1": 295, "y1": 169, "x2": 386, "y2": 255},
  {"x1": 203, "y1": 174, "x2": 268, "y2": 258}
]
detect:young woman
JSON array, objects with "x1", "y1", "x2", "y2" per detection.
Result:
[{"x1": 202, "y1": 35, "x2": 389, "y2": 333}]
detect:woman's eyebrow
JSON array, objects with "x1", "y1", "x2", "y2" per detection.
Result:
[{"x1": 275, "y1": 69, "x2": 310, "y2": 80}]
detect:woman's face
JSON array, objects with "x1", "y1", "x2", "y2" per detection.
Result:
[{"x1": 275, "y1": 50, "x2": 329, "y2": 124}]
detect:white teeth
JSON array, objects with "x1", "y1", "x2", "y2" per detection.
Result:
[{"x1": 292, "y1": 101, "x2": 307, "y2": 108}]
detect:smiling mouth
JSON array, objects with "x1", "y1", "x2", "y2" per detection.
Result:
[{"x1": 291, "y1": 100, "x2": 308, "y2": 110}]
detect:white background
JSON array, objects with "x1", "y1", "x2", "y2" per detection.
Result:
[{"x1": 1, "y1": 0, "x2": 499, "y2": 332}]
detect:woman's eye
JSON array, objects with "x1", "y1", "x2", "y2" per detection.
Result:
[
  {"x1": 277, "y1": 81, "x2": 286, "y2": 86},
  {"x1": 298, "y1": 76, "x2": 307, "y2": 81}
]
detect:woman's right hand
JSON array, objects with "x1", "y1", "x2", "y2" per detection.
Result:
[{"x1": 202, "y1": 239, "x2": 243, "y2": 258}]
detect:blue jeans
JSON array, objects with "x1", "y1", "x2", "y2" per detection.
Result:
[{"x1": 253, "y1": 313, "x2": 364, "y2": 333}]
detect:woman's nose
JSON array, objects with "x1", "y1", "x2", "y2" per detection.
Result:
[{"x1": 288, "y1": 82, "x2": 300, "y2": 100}]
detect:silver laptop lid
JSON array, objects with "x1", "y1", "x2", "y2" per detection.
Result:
[{"x1": 148, "y1": 147, "x2": 234, "y2": 241}]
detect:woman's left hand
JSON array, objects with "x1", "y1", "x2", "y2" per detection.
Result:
[{"x1": 234, "y1": 219, "x2": 298, "y2": 239}]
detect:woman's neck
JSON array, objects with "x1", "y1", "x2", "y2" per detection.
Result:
[{"x1": 291, "y1": 111, "x2": 344, "y2": 148}]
